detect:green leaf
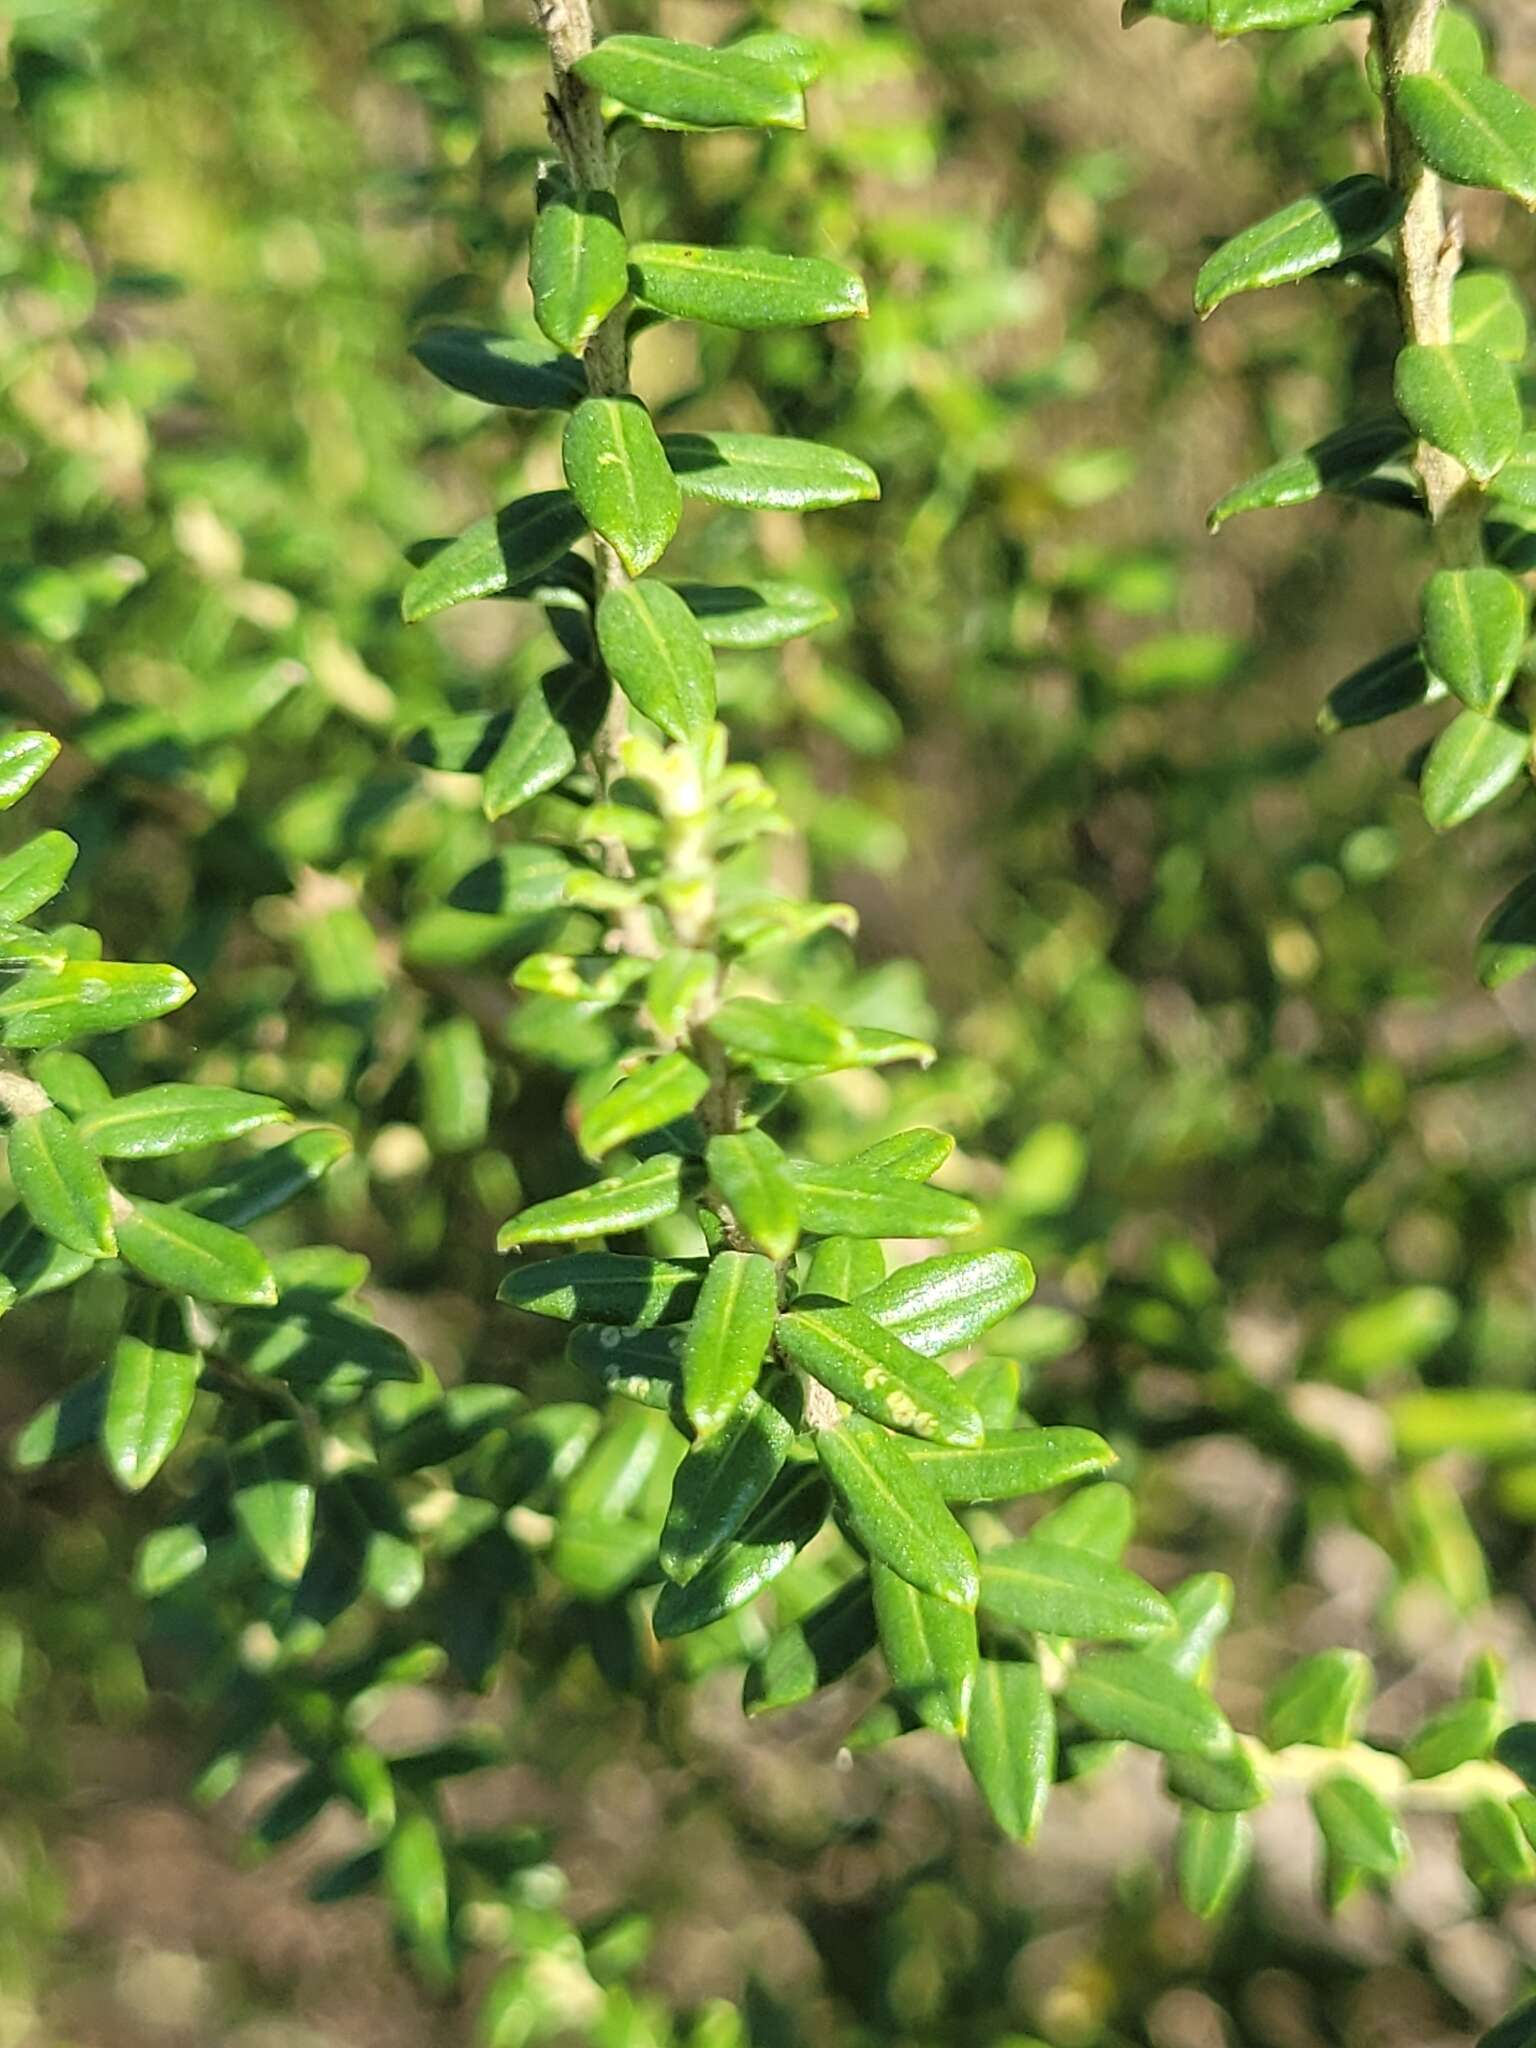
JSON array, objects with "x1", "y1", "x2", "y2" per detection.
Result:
[
  {"x1": 595, "y1": 579, "x2": 716, "y2": 742},
  {"x1": 1166, "y1": 1742, "x2": 1268, "y2": 1813},
  {"x1": 563, "y1": 1405, "x2": 676, "y2": 1520},
  {"x1": 743, "y1": 1573, "x2": 877, "y2": 1716},
  {"x1": 1310, "y1": 1772, "x2": 1409, "y2": 1905},
  {"x1": 1194, "y1": 177, "x2": 1403, "y2": 318},
  {"x1": 1454, "y1": 273, "x2": 1529, "y2": 362},
  {"x1": 1405, "y1": 1696, "x2": 1501, "y2": 1778},
  {"x1": 705, "y1": 1129, "x2": 799, "y2": 1261},
  {"x1": 76, "y1": 1084, "x2": 291, "y2": 1159},
  {"x1": 1261, "y1": 1648, "x2": 1372, "y2": 1749},
  {"x1": 7, "y1": 1106, "x2": 116, "y2": 1256},
  {"x1": 1478, "y1": 873, "x2": 1536, "y2": 988},
  {"x1": 652, "y1": 1466, "x2": 826, "y2": 1638},
  {"x1": 627, "y1": 242, "x2": 868, "y2": 332},
  {"x1": 482, "y1": 665, "x2": 609, "y2": 821},
  {"x1": 402, "y1": 493, "x2": 588, "y2": 623},
  {"x1": 787, "y1": 1161, "x2": 979, "y2": 1240},
  {"x1": 135, "y1": 1523, "x2": 208, "y2": 1597},
  {"x1": 116, "y1": 1200, "x2": 277, "y2": 1306},
  {"x1": 11, "y1": 1371, "x2": 105, "y2": 1471},
  {"x1": 1394, "y1": 343, "x2": 1521, "y2": 483},
  {"x1": 1461, "y1": 1798, "x2": 1536, "y2": 1890},
  {"x1": 28, "y1": 1050, "x2": 111, "y2": 1115},
  {"x1": 0, "y1": 829, "x2": 75, "y2": 920},
  {"x1": 1421, "y1": 567, "x2": 1528, "y2": 715},
  {"x1": 1175, "y1": 1809, "x2": 1253, "y2": 1918},
  {"x1": 225, "y1": 1301, "x2": 419, "y2": 1404},
  {"x1": 904, "y1": 1426, "x2": 1116, "y2": 1502},
  {"x1": 728, "y1": 30, "x2": 822, "y2": 84},
  {"x1": 871, "y1": 1562, "x2": 977, "y2": 1735},
  {"x1": 804, "y1": 1236, "x2": 885, "y2": 1301},
  {"x1": 230, "y1": 1419, "x2": 315, "y2": 1585},
  {"x1": 1482, "y1": 1999, "x2": 1536, "y2": 2048},
  {"x1": 1208, "y1": 0, "x2": 1357, "y2": 29},
  {"x1": 573, "y1": 34, "x2": 805, "y2": 131},
  {"x1": 679, "y1": 1250, "x2": 778, "y2": 1434},
  {"x1": 568, "y1": 1321, "x2": 684, "y2": 1411},
  {"x1": 186, "y1": 1127, "x2": 350, "y2": 1228},
  {"x1": 562, "y1": 396, "x2": 681, "y2": 576},
  {"x1": 409, "y1": 327, "x2": 587, "y2": 409},
  {"x1": 857, "y1": 1248, "x2": 1036, "y2": 1358},
  {"x1": 777, "y1": 1303, "x2": 983, "y2": 1446},
  {"x1": 962, "y1": 1658, "x2": 1056, "y2": 1842},
  {"x1": 101, "y1": 1332, "x2": 200, "y2": 1492},
  {"x1": 1398, "y1": 69, "x2": 1536, "y2": 212},
  {"x1": 1064, "y1": 1651, "x2": 1232, "y2": 1757},
  {"x1": 816, "y1": 1412, "x2": 978, "y2": 1609},
  {"x1": 0, "y1": 730, "x2": 58, "y2": 812},
  {"x1": 978, "y1": 1537, "x2": 1175, "y2": 1644},
  {"x1": 0, "y1": 962, "x2": 183, "y2": 1053},
  {"x1": 529, "y1": 183, "x2": 627, "y2": 353},
  {"x1": 383, "y1": 1813, "x2": 453, "y2": 1990},
  {"x1": 1318, "y1": 641, "x2": 1442, "y2": 733},
  {"x1": 1032, "y1": 1478, "x2": 1135, "y2": 1559},
  {"x1": 1492, "y1": 433, "x2": 1536, "y2": 512},
  {"x1": 1148, "y1": 1572, "x2": 1235, "y2": 1680},
  {"x1": 499, "y1": 1154, "x2": 683, "y2": 1249},
  {"x1": 1207, "y1": 417, "x2": 1414, "y2": 532},
  {"x1": 1420, "y1": 707, "x2": 1529, "y2": 831},
  {"x1": 664, "y1": 431, "x2": 879, "y2": 510},
  {"x1": 847, "y1": 1128, "x2": 955, "y2": 1181},
  {"x1": 710, "y1": 996, "x2": 849, "y2": 1068},
  {"x1": 676, "y1": 580, "x2": 838, "y2": 651},
  {"x1": 578, "y1": 1053, "x2": 709, "y2": 1160},
  {"x1": 498, "y1": 1252, "x2": 702, "y2": 1327},
  {"x1": 660, "y1": 1389, "x2": 792, "y2": 1584}
]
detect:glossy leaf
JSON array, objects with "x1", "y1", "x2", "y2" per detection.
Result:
[
  {"x1": 498, "y1": 1252, "x2": 702, "y2": 1328},
  {"x1": 676, "y1": 580, "x2": 838, "y2": 651},
  {"x1": 401, "y1": 493, "x2": 588, "y2": 623},
  {"x1": 0, "y1": 960, "x2": 194, "y2": 1051},
  {"x1": 1318, "y1": 641, "x2": 1441, "y2": 733},
  {"x1": 409, "y1": 327, "x2": 587, "y2": 409},
  {"x1": 680, "y1": 1250, "x2": 778, "y2": 1434},
  {"x1": 1207, "y1": 417, "x2": 1413, "y2": 532},
  {"x1": 578, "y1": 1053, "x2": 709, "y2": 1160},
  {"x1": 705, "y1": 1129, "x2": 799, "y2": 1261},
  {"x1": 1421, "y1": 566, "x2": 1528, "y2": 715},
  {"x1": 0, "y1": 829, "x2": 75, "y2": 920},
  {"x1": 102, "y1": 1332, "x2": 200, "y2": 1492},
  {"x1": 117, "y1": 1200, "x2": 276, "y2": 1306},
  {"x1": 904, "y1": 1426, "x2": 1116, "y2": 1502},
  {"x1": 1454, "y1": 272, "x2": 1530, "y2": 362},
  {"x1": 0, "y1": 730, "x2": 59, "y2": 811},
  {"x1": 563, "y1": 396, "x2": 681, "y2": 576},
  {"x1": 1063, "y1": 1651, "x2": 1233, "y2": 1758},
  {"x1": 664, "y1": 431, "x2": 879, "y2": 510},
  {"x1": 816, "y1": 1412, "x2": 979, "y2": 1609},
  {"x1": 1194, "y1": 177, "x2": 1403, "y2": 318},
  {"x1": 230, "y1": 1419, "x2": 315, "y2": 1584},
  {"x1": 627, "y1": 242, "x2": 868, "y2": 331},
  {"x1": 1398, "y1": 68, "x2": 1536, "y2": 212},
  {"x1": 1420, "y1": 708, "x2": 1529, "y2": 831},
  {"x1": 743, "y1": 1574, "x2": 877, "y2": 1715},
  {"x1": 777, "y1": 1303, "x2": 984, "y2": 1445},
  {"x1": 1394, "y1": 343, "x2": 1521, "y2": 484},
  {"x1": 962, "y1": 1658, "x2": 1055, "y2": 1842},
  {"x1": 1478, "y1": 874, "x2": 1536, "y2": 989},
  {"x1": 872, "y1": 1562, "x2": 978, "y2": 1736},
  {"x1": 7, "y1": 1106, "x2": 115, "y2": 1256},
  {"x1": 787, "y1": 1161, "x2": 979, "y2": 1240},
  {"x1": 596, "y1": 579, "x2": 717, "y2": 743},
  {"x1": 482, "y1": 665, "x2": 609, "y2": 821},
  {"x1": 568, "y1": 1321, "x2": 685, "y2": 1412},
  {"x1": 652, "y1": 1467, "x2": 825, "y2": 1638},
  {"x1": 529, "y1": 183, "x2": 627, "y2": 353},
  {"x1": 661, "y1": 1390, "x2": 792, "y2": 1584},
  {"x1": 803, "y1": 1236, "x2": 885, "y2": 1302},
  {"x1": 978, "y1": 1537, "x2": 1175, "y2": 1643},
  {"x1": 573, "y1": 35, "x2": 805, "y2": 132},
  {"x1": 76, "y1": 1084, "x2": 290, "y2": 1159},
  {"x1": 858, "y1": 1248, "x2": 1036, "y2": 1358},
  {"x1": 499, "y1": 1154, "x2": 683, "y2": 1249}
]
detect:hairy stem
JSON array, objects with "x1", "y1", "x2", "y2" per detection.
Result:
[{"x1": 1379, "y1": 0, "x2": 1483, "y2": 560}]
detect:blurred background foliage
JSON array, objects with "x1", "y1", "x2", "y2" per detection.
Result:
[{"x1": 4, "y1": 0, "x2": 1536, "y2": 2042}]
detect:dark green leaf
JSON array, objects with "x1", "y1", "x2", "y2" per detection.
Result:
[
  {"x1": 7, "y1": 1106, "x2": 115, "y2": 1256},
  {"x1": 1194, "y1": 177, "x2": 1403, "y2": 318},
  {"x1": 815, "y1": 1412, "x2": 978, "y2": 1609},
  {"x1": 529, "y1": 184, "x2": 627, "y2": 353},
  {"x1": 77, "y1": 1083, "x2": 291, "y2": 1159},
  {"x1": 0, "y1": 830, "x2": 75, "y2": 920},
  {"x1": 1421, "y1": 566, "x2": 1527, "y2": 715},
  {"x1": 499, "y1": 1154, "x2": 683, "y2": 1249},
  {"x1": 1207, "y1": 417, "x2": 1414, "y2": 532},
  {"x1": 102, "y1": 1332, "x2": 200, "y2": 1492},
  {"x1": 410, "y1": 327, "x2": 587, "y2": 409},
  {"x1": 482, "y1": 665, "x2": 609, "y2": 820},
  {"x1": 402, "y1": 493, "x2": 588, "y2": 623},
  {"x1": 661, "y1": 1389, "x2": 792, "y2": 1583},
  {"x1": 1394, "y1": 343, "x2": 1522, "y2": 483},
  {"x1": 681, "y1": 1250, "x2": 778, "y2": 1434},
  {"x1": 574, "y1": 34, "x2": 805, "y2": 131},
  {"x1": 1399, "y1": 69, "x2": 1536, "y2": 212},
  {"x1": 1064, "y1": 1651, "x2": 1233, "y2": 1757},
  {"x1": 0, "y1": 960, "x2": 194, "y2": 1050},
  {"x1": 595, "y1": 579, "x2": 716, "y2": 742},
  {"x1": 568, "y1": 1321, "x2": 685, "y2": 1412},
  {"x1": 676, "y1": 580, "x2": 838, "y2": 650},
  {"x1": 904, "y1": 1426, "x2": 1116, "y2": 1502},
  {"x1": 664, "y1": 431, "x2": 879, "y2": 510},
  {"x1": 777, "y1": 1302, "x2": 983, "y2": 1445},
  {"x1": 563, "y1": 396, "x2": 681, "y2": 576},
  {"x1": 498, "y1": 1252, "x2": 702, "y2": 1327},
  {"x1": 117, "y1": 1200, "x2": 276, "y2": 1306},
  {"x1": 857, "y1": 1248, "x2": 1036, "y2": 1357},
  {"x1": 627, "y1": 242, "x2": 868, "y2": 331},
  {"x1": 743, "y1": 1574, "x2": 876, "y2": 1715},
  {"x1": 978, "y1": 1536, "x2": 1175, "y2": 1643},
  {"x1": 1420, "y1": 707, "x2": 1529, "y2": 831},
  {"x1": 963, "y1": 1658, "x2": 1056, "y2": 1842},
  {"x1": 230, "y1": 1419, "x2": 315, "y2": 1584},
  {"x1": 787, "y1": 1161, "x2": 979, "y2": 1240},
  {"x1": 579, "y1": 1053, "x2": 709, "y2": 1160},
  {"x1": 872, "y1": 1562, "x2": 977, "y2": 1735},
  {"x1": 706, "y1": 1128, "x2": 799, "y2": 1261}
]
